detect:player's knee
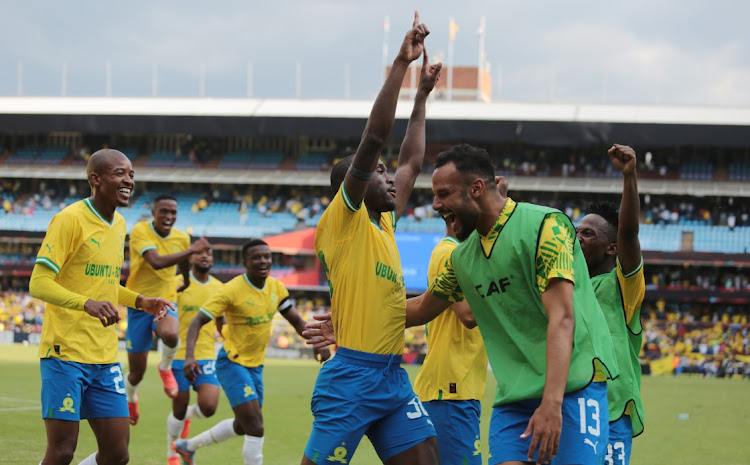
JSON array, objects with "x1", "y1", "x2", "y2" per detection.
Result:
[
  {"x1": 128, "y1": 369, "x2": 144, "y2": 384},
  {"x1": 237, "y1": 416, "x2": 263, "y2": 437},
  {"x1": 199, "y1": 404, "x2": 217, "y2": 417},
  {"x1": 99, "y1": 447, "x2": 129, "y2": 465},
  {"x1": 48, "y1": 446, "x2": 76, "y2": 464},
  {"x1": 160, "y1": 331, "x2": 179, "y2": 348}
]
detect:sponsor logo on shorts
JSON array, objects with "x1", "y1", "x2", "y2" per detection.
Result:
[
  {"x1": 244, "y1": 385, "x2": 255, "y2": 398},
  {"x1": 59, "y1": 394, "x2": 76, "y2": 413},
  {"x1": 473, "y1": 437, "x2": 481, "y2": 456},
  {"x1": 327, "y1": 443, "x2": 349, "y2": 463}
]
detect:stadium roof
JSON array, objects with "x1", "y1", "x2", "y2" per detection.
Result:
[{"x1": 2, "y1": 97, "x2": 750, "y2": 147}]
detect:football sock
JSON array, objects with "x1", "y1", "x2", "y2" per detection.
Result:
[{"x1": 186, "y1": 418, "x2": 239, "y2": 451}]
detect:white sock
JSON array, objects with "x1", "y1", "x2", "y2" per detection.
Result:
[
  {"x1": 159, "y1": 338, "x2": 179, "y2": 371},
  {"x1": 186, "y1": 403, "x2": 207, "y2": 420},
  {"x1": 186, "y1": 418, "x2": 239, "y2": 451},
  {"x1": 243, "y1": 435, "x2": 264, "y2": 465},
  {"x1": 124, "y1": 374, "x2": 139, "y2": 403},
  {"x1": 167, "y1": 412, "x2": 185, "y2": 457},
  {"x1": 77, "y1": 452, "x2": 98, "y2": 464}
]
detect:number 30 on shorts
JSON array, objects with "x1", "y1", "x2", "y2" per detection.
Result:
[{"x1": 406, "y1": 397, "x2": 430, "y2": 420}]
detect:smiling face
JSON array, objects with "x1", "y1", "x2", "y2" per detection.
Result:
[
  {"x1": 89, "y1": 151, "x2": 135, "y2": 209},
  {"x1": 191, "y1": 246, "x2": 213, "y2": 273},
  {"x1": 364, "y1": 160, "x2": 396, "y2": 213},
  {"x1": 243, "y1": 244, "x2": 272, "y2": 281},
  {"x1": 152, "y1": 199, "x2": 178, "y2": 237},
  {"x1": 432, "y1": 162, "x2": 481, "y2": 242}
]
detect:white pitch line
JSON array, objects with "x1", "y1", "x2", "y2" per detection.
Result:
[
  {"x1": 0, "y1": 406, "x2": 39, "y2": 412},
  {"x1": 0, "y1": 396, "x2": 39, "y2": 403}
]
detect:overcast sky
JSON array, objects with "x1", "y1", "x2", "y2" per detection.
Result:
[{"x1": 1, "y1": 1, "x2": 748, "y2": 106}]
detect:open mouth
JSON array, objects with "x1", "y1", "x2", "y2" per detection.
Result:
[{"x1": 118, "y1": 187, "x2": 132, "y2": 197}]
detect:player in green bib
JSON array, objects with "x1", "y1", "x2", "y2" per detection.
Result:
[
  {"x1": 410, "y1": 144, "x2": 619, "y2": 465},
  {"x1": 576, "y1": 144, "x2": 645, "y2": 465}
]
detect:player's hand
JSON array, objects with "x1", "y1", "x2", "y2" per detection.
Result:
[
  {"x1": 302, "y1": 313, "x2": 336, "y2": 349},
  {"x1": 417, "y1": 47, "x2": 442, "y2": 95},
  {"x1": 139, "y1": 296, "x2": 175, "y2": 322},
  {"x1": 84, "y1": 299, "x2": 121, "y2": 327},
  {"x1": 184, "y1": 357, "x2": 201, "y2": 383},
  {"x1": 189, "y1": 236, "x2": 211, "y2": 254},
  {"x1": 495, "y1": 175, "x2": 509, "y2": 197},
  {"x1": 313, "y1": 346, "x2": 331, "y2": 364},
  {"x1": 608, "y1": 144, "x2": 637, "y2": 175},
  {"x1": 397, "y1": 11, "x2": 429, "y2": 64},
  {"x1": 216, "y1": 316, "x2": 226, "y2": 337},
  {"x1": 521, "y1": 399, "x2": 562, "y2": 464}
]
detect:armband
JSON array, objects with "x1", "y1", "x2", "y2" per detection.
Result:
[{"x1": 349, "y1": 166, "x2": 374, "y2": 181}]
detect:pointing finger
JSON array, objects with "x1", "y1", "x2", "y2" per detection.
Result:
[{"x1": 413, "y1": 10, "x2": 419, "y2": 27}]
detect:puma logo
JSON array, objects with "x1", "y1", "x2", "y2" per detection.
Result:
[
  {"x1": 584, "y1": 438, "x2": 598, "y2": 454},
  {"x1": 90, "y1": 238, "x2": 101, "y2": 248}
]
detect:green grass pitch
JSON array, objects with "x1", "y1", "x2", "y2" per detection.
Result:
[{"x1": 1, "y1": 344, "x2": 748, "y2": 464}]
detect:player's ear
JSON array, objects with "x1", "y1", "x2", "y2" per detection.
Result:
[
  {"x1": 89, "y1": 172, "x2": 100, "y2": 188},
  {"x1": 470, "y1": 178, "x2": 485, "y2": 199}
]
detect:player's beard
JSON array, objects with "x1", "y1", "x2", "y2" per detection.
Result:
[{"x1": 195, "y1": 265, "x2": 211, "y2": 274}]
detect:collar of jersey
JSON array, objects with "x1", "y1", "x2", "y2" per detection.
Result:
[
  {"x1": 442, "y1": 236, "x2": 459, "y2": 245},
  {"x1": 83, "y1": 198, "x2": 114, "y2": 226},
  {"x1": 190, "y1": 270, "x2": 211, "y2": 286},
  {"x1": 149, "y1": 221, "x2": 171, "y2": 239},
  {"x1": 243, "y1": 273, "x2": 266, "y2": 291},
  {"x1": 479, "y1": 197, "x2": 517, "y2": 257}
]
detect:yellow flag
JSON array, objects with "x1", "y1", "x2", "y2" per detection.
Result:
[{"x1": 449, "y1": 18, "x2": 459, "y2": 41}]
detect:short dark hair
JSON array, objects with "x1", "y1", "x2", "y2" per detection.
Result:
[
  {"x1": 588, "y1": 201, "x2": 618, "y2": 241},
  {"x1": 242, "y1": 238, "x2": 269, "y2": 258},
  {"x1": 434, "y1": 144, "x2": 496, "y2": 184},
  {"x1": 330, "y1": 155, "x2": 355, "y2": 196},
  {"x1": 154, "y1": 194, "x2": 177, "y2": 204}
]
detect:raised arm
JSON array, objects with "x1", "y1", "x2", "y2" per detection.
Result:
[
  {"x1": 393, "y1": 48, "x2": 442, "y2": 220},
  {"x1": 143, "y1": 237, "x2": 210, "y2": 270},
  {"x1": 344, "y1": 11, "x2": 428, "y2": 207},
  {"x1": 609, "y1": 144, "x2": 641, "y2": 273}
]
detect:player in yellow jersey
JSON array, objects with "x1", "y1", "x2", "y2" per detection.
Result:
[
  {"x1": 166, "y1": 246, "x2": 224, "y2": 465},
  {"x1": 30, "y1": 149, "x2": 174, "y2": 465},
  {"x1": 173, "y1": 239, "x2": 330, "y2": 465},
  {"x1": 124, "y1": 194, "x2": 210, "y2": 425},
  {"x1": 576, "y1": 145, "x2": 646, "y2": 465},
  {"x1": 301, "y1": 12, "x2": 442, "y2": 465}
]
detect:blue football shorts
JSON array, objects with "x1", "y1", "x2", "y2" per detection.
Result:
[
  {"x1": 215, "y1": 347, "x2": 263, "y2": 408},
  {"x1": 606, "y1": 414, "x2": 633, "y2": 465},
  {"x1": 40, "y1": 357, "x2": 128, "y2": 420},
  {"x1": 489, "y1": 381, "x2": 609, "y2": 465},
  {"x1": 423, "y1": 399, "x2": 482, "y2": 465},
  {"x1": 304, "y1": 347, "x2": 437, "y2": 464},
  {"x1": 125, "y1": 305, "x2": 178, "y2": 353},
  {"x1": 171, "y1": 359, "x2": 220, "y2": 393}
]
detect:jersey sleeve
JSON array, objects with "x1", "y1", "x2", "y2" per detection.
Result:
[
  {"x1": 29, "y1": 264, "x2": 88, "y2": 311},
  {"x1": 536, "y1": 212, "x2": 576, "y2": 293},
  {"x1": 320, "y1": 185, "x2": 362, "y2": 243},
  {"x1": 428, "y1": 254, "x2": 464, "y2": 302},
  {"x1": 118, "y1": 285, "x2": 139, "y2": 308},
  {"x1": 616, "y1": 257, "x2": 646, "y2": 326},
  {"x1": 35, "y1": 212, "x2": 79, "y2": 275},
  {"x1": 277, "y1": 282, "x2": 292, "y2": 313},
  {"x1": 200, "y1": 286, "x2": 232, "y2": 320},
  {"x1": 128, "y1": 222, "x2": 156, "y2": 256}
]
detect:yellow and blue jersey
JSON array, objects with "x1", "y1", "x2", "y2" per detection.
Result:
[
  {"x1": 314, "y1": 185, "x2": 406, "y2": 355},
  {"x1": 199, "y1": 274, "x2": 290, "y2": 368},
  {"x1": 175, "y1": 272, "x2": 223, "y2": 360},
  {"x1": 125, "y1": 221, "x2": 190, "y2": 302},
  {"x1": 414, "y1": 236, "x2": 487, "y2": 402},
  {"x1": 35, "y1": 198, "x2": 127, "y2": 364}
]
